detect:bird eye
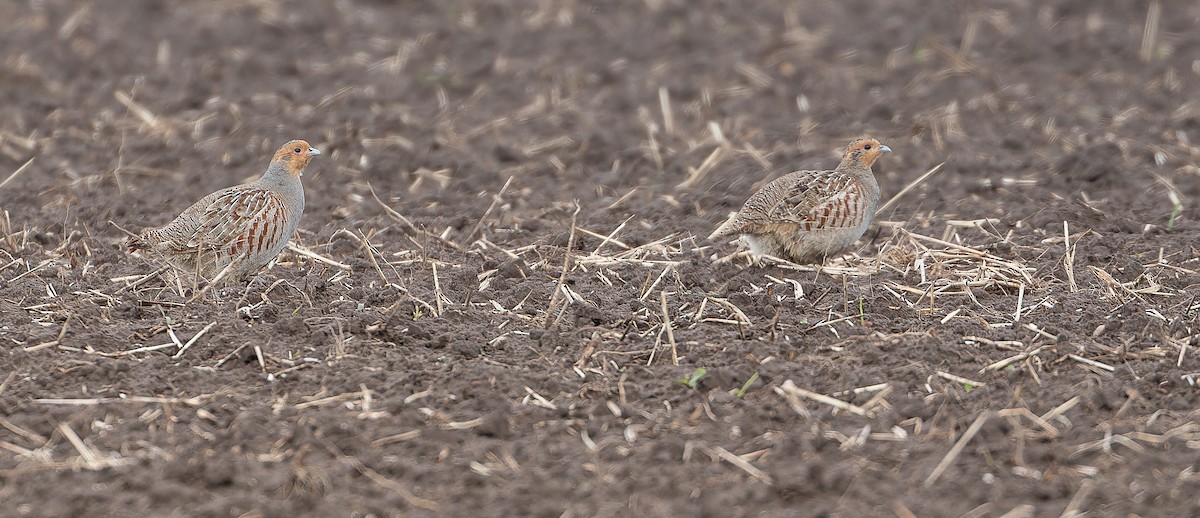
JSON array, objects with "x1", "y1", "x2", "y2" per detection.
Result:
[
  {"x1": 293, "y1": 147, "x2": 302, "y2": 153},
  {"x1": 864, "y1": 144, "x2": 872, "y2": 150}
]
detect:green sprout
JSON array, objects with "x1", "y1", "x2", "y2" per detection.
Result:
[
  {"x1": 736, "y1": 372, "x2": 760, "y2": 398},
  {"x1": 676, "y1": 368, "x2": 708, "y2": 389},
  {"x1": 914, "y1": 41, "x2": 931, "y2": 63},
  {"x1": 1168, "y1": 201, "x2": 1183, "y2": 230}
]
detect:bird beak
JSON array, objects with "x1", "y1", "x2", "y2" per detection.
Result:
[
  {"x1": 308, "y1": 147, "x2": 322, "y2": 157},
  {"x1": 879, "y1": 145, "x2": 892, "y2": 154}
]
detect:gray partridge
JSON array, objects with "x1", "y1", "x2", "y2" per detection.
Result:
[
  {"x1": 128, "y1": 140, "x2": 320, "y2": 283},
  {"x1": 709, "y1": 137, "x2": 889, "y2": 264}
]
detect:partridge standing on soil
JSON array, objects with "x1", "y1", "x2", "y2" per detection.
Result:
[
  {"x1": 128, "y1": 140, "x2": 321, "y2": 283},
  {"x1": 709, "y1": 137, "x2": 889, "y2": 264}
]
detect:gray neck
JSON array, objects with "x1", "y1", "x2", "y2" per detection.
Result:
[
  {"x1": 256, "y1": 161, "x2": 305, "y2": 211},
  {"x1": 258, "y1": 161, "x2": 296, "y2": 185},
  {"x1": 860, "y1": 170, "x2": 881, "y2": 213}
]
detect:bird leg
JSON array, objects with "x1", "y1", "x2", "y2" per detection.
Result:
[
  {"x1": 191, "y1": 245, "x2": 206, "y2": 296},
  {"x1": 189, "y1": 260, "x2": 238, "y2": 303}
]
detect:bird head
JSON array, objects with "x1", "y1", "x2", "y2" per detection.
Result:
[
  {"x1": 841, "y1": 138, "x2": 891, "y2": 169},
  {"x1": 273, "y1": 140, "x2": 322, "y2": 177}
]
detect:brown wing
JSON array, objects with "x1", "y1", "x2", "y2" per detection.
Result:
[
  {"x1": 762, "y1": 171, "x2": 855, "y2": 225},
  {"x1": 715, "y1": 170, "x2": 857, "y2": 236},
  {"x1": 790, "y1": 175, "x2": 869, "y2": 231},
  {"x1": 172, "y1": 187, "x2": 288, "y2": 260}
]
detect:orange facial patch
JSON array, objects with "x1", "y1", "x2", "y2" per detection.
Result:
[
  {"x1": 845, "y1": 138, "x2": 885, "y2": 167},
  {"x1": 273, "y1": 140, "x2": 316, "y2": 176}
]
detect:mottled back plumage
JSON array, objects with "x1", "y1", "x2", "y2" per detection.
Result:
[
  {"x1": 128, "y1": 140, "x2": 321, "y2": 283},
  {"x1": 710, "y1": 137, "x2": 889, "y2": 264}
]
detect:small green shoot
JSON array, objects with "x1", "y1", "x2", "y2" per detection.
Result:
[
  {"x1": 1158, "y1": 174, "x2": 1183, "y2": 230},
  {"x1": 963, "y1": 382, "x2": 974, "y2": 392},
  {"x1": 1168, "y1": 201, "x2": 1183, "y2": 230},
  {"x1": 914, "y1": 41, "x2": 930, "y2": 63},
  {"x1": 736, "y1": 372, "x2": 760, "y2": 398},
  {"x1": 677, "y1": 368, "x2": 707, "y2": 389}
]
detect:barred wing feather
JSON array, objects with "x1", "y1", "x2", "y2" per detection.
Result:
[{"x1": 177, "y1": 188, "x2": 287, "y2": 260}]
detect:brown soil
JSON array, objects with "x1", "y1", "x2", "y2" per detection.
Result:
[{"x1": 3, "y1": 0, "x2": 1200, "y2": 516}]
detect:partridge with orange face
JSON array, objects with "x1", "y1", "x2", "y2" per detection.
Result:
[
  {"x1": 128, "y1": 140, "x2": 320, "y2": 283},
  {"x1": 709, "y1": 138, "x2": 889, "y2": 264}
]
